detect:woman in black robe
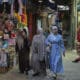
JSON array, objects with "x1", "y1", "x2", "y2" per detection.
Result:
[{"x1": 16, "y1": 29, "x2": 30, "y2": 74}]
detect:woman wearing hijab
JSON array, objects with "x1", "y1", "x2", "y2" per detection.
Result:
[
  {"x1": 15, "y1": 29, "x2": 30, "y2": 74},
  {"x1": 31, "y1": 28, "x2": 46, "y2": 76},
  {"x1": 45, "y1": 25, "x2": 65, "y2": 79}
]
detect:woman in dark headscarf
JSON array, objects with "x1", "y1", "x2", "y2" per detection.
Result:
[{"x1": 16, "y1": 29, "x2": 30, "y2": 74}]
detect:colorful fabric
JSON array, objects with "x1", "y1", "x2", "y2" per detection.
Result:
[
  {"x1": 10, "y1": 0, "x2": 14, "y2": 16},
  {"x1": 13, "y1": 0, "x2": 27, "y2": 27},
  {"x1": 14, "y1": 13, "x2": 21, "y2": 23},
  {"x1": 0, "y1": 52, "x2": 7, "y2": 67},
  {"x1": 21, "y1": 13, "x2": 27, "y2": 26}
]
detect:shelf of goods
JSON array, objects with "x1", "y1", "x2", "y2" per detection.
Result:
[
  {"x1": 8, "y1": 45, "x2": 16, "y2": 69},
  {"x1": 0, "y1": 41, "x2": 16, "y2": 73}
]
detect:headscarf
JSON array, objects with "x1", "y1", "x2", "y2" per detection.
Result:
[
  {"x1": 51, "y1": 25, "x2": 58, "y2": 30},
  {"x1": 50, "y1": 25, "x2": 58, "y2": 33},
  {"x1": 37, "y1": 28, "x2": 43, "y2": 35},
  {"x1": 16, "y1": 30, "x2": 24, "y2": 50},
  {"x1": 24, "y1": 27, "x2": 29, "y2": 37}
]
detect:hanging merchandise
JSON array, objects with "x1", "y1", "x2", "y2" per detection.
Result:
[
  {"x1": 2, "y1": 41, "x2": 8, "y2": 48},
  {"x1": 22, "y1": 0, "x2": 27, "y2": 6},
  {"x1": 0, "y1": 0, "x2": 15, "y2": 14},
  {"x1": 0, "y1": 39, "x2": 9, "y2": 73},
  {"x1": 10, "y1": 31, "x2": 16, "y2": 39},
  {"x1": 2, "y1": 0, "x2": 8, "y2": 2},
  {"x1": 3, "y1": 34, "x2": 9, "y2": 40},
  {"x1": 0, "y1": 15, "x2": 18, "y2": 73},
  {"x1": 5, "y1": 20, "x2": 14, "y2": 32},
  {"x1": 28, "y1": 13, "x2": 33, "y2": 41},
  {"x1": 10, "y1": 17, "x2": 18, "y2": 27},
  {"x1": 14, "y1": 0, "x2": 27, "y2": 29},
  {"x1": 0, "y1": 48, "x2": 8, "y2": 69},
  {"x1": 20, "y1": 8, "x2": 27, "y2": 26},
  {"x1": 10, "y1": 0, "x2": 14, "y2": 16},
  {"x1": 18, "y1": 0, "x2": 23, "y2": 15},
  {"x1": 0, "y1": 31, "x2": 3, "y2": 38},
  {"x1": 19, "y1": 1, "x2": 28, "y2": 27},
  {"x1": 8, "y1": 39, "x2": 15, "y2": 46},
  {"x1": 2, "y1": 0, "x2": 11, "y2": 14}
]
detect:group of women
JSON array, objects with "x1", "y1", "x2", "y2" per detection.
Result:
[{"x1": 16, "y1": 25, "x2": 65, "y2": 79}]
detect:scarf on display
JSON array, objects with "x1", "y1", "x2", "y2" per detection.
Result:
[
  {"x1": 10, "y1": 0, "x2": 23, "y2": 16},
  {"x1": 18, "y1": 0, "x2": 23, "y2": 15},
  {"x1": 10, "y1": 0, "x2": 14, "y2": 16}
]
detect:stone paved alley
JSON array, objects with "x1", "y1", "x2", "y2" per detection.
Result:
[{"x1": 0, "y1": 50, "x2": 80, "y2": 80}]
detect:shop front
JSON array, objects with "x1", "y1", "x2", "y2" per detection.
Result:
[
  {"x1": 0, "y1": 0, "x2": 29, "y2": 73},
  {"x1": 77, "y1": 0, "x2": 80, "y2": 25},
  {"x1": 70, "y1": 0, "x2": 80, "y2": 48}
]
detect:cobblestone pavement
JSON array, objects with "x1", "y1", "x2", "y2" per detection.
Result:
[{"x1": 0, "y1": 50, "x2": 80, "y2": 80}]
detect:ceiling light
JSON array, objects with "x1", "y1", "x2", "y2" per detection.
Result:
[
  {"x1": 49, "y1": 0, "x2": 55, "y2": 3},
  {"x1": 38, "y1": 0, "x2": 43, "y2": 3}
]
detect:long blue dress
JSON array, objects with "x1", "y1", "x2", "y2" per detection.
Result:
[{"x1": 45, "y1": 33, "x2": 65, "y2": 74}]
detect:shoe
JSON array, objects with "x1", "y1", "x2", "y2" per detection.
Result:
[
  {"x1": 32, "y1": 72, "x2": 40, "y2": 76},
  {"x1": 72, "y1": 60, "x2": 79, "y2": 63},
  {"x1": 53, "y1": 76, "x2": 57, "y2": 80},
  {"x1": 19, "y1": 71, "x2": 24, "y2": 74},
  {"x1": 52, "y1": 76, "x2": 57, "y2": 80},
  {"x1": 24, "y1": 71, "x2": 28, "y2": 75},
  {"x1": 52, "y1": 74, "x2": 57, "y2": 80},
  {"x1": 25, "y1": 68, "x2": 31, "y2": 72}
]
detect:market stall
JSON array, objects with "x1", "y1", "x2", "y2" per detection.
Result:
[
  {"x1": 0, "y1": 0, "x2": 28, "y2": 73},
  {"x1": 0, "y1": 17, "x2": 17, "y2": 73}
]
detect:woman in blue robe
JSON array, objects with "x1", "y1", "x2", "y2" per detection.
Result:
[{"x1": 45, "y1": 25, "x2": 65, "y2": 79}]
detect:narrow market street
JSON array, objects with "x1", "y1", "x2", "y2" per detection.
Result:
[
  {"x1": 0, "y1": 0, "x2": 79, "y2": 80},
  {"x1": 0, "y1": 50, "x2": 80, "y2": 80}
]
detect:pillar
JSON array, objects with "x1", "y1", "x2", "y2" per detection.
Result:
[
  {"x1": 40, "y1": 12, "x2": 48, "y2": 31},
  {"x1": 70, "y1": 0, "x2": 77, "y2": 48}
]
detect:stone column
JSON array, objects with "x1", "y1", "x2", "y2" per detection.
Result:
[
  {"x1": 48, "y1": 13, "x2": 57, "y2": 29},
  {"x1": 51, "y1": 14, "x2": 57, "y2": 25},
  {"x1": 40, "y1": 12, "x2": 48, "y2": 31}
]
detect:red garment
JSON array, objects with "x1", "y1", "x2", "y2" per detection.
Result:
[
  {"x1": 77, "y1": 29, "x2": 80, "y2": 42},
  {"x1": 11, "y1": 33, "x2": 16, "y2": 38}
]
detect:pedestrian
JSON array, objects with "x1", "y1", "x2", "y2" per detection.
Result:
[
  {"x1": 72, "y1": 23, "x2": 80, "y2": 63},
  {"x1": 15, "y1": 29, "x2": 30, "y2": 74},
  {"x1": 45, "y1": 25, "x2": 65, "y2": 79},
  {"x1": 31, "y1": 28, "x2": 46, "y2": 76}
]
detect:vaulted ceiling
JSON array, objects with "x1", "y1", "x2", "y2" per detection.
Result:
[
  {"x1": 31, "y1": 0, "x2": 72, "y2": 11},
  {"x1": 32, "y1": 0, "x2": 71, "y2": 5}
]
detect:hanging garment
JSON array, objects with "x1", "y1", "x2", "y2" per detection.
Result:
[{"x1": 2, "y1": 0, "x2": 8, "y2": 2}]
